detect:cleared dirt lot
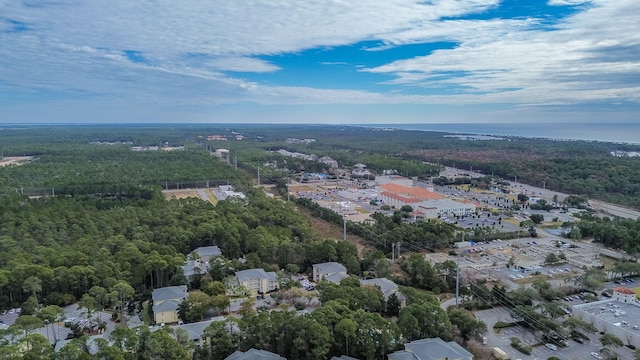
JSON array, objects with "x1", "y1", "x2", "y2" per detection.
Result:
[
  {"x1": 163, "y1": 189, "x2": 201, "y2": 200},
  {"x1": 162, "y1": 189, "x2": 217, "y2": 204},
  {"x1": 0, "y1": 156, "x2": 32, "y2": 167}
]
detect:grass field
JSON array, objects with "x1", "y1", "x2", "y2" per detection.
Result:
[{"x1": 162, "y1": 189, "x2": 218, "y2": 204}]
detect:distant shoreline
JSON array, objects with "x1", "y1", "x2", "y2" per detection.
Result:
[
  {"x1": 364, "y1": 123, "x2": 640, "y2": 145},
  {"x1": 1, "y1": 122, "x2": 639, "y2": 145}
]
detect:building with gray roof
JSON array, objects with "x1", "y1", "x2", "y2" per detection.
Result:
[
  {"x1": 312, "y1": 262, "x2": 347, "y2": 282},
  {"x1": 572, "y1": 287, "x2": 640, "y2": 348},
  {"x1": 151, "y1": 285, "x2": 188, "y2": 324},
  {"x1": 234, "y1": 268, "x2": 279, "y2": 295},
  {"x1": 182, "y1": 259, "x2": 209, "y2": 280},
  {"x1": 388, "y1": 337, "x2": 473, "y2": 360},
  {"x1": 360, "y1": 278, "x2": 406, "y2": 307},
  {"x1": 194, "y1": 246, "x2": 222, "y2": 262},
  {"x1": 164, "y1": 316, "x2": 239, "y2": 346},
  {"x1": 225, "y1": 348, "x2": 286, "y2": 360}
]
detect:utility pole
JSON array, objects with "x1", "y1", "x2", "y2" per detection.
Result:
[
  {"x1": 455, "y1": 264, "x2": 460, "y2": 307},
  {"x1": 392, "y1": 242, "x2": 395, "y2": 261},
  {"x1": 343, "y1": 214, "x2": 346, "y2": 241}
]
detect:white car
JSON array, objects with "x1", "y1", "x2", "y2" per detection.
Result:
[
  {"x1": 545, "y1": 343, "x2": 557, "y2": 351},
  {"x1": 591, "y1": 352, "x2": 603, "y2": 359}
]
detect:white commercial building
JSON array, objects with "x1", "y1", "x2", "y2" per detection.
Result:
[{"x1": 572, "y1": 287, "x2": 640, "y2": 348}]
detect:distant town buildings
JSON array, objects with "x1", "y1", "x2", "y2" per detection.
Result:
[
  {"x1": 207, "y1": 135, "x2": 228, "y2": 141},
  {"x1": 276, "y1": 149, "x2": 318, "y2": 161},
  {"x1": 351, "y1": 164, "x2": 371, "y2": 177},
  {"x1": 285, "y1": 138, "x2": 316, "y2": 144},
  {"x1": 375, "y1": 175, "x2": 413, "y2": 187},
  {"x1": 214, "y1": 185, "x2": 246, "y2": 200}
]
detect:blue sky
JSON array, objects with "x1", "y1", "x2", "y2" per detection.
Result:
[{"x1": 0, "y1": 0, "x2": 639, "y2": 124}]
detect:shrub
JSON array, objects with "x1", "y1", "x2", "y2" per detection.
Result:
[
  {"x1": 510, "y1": 337, "x2": 532, "y2": 355},
  {"x1": 494, "y1": 321, "x2": 516, "y2": 329}
]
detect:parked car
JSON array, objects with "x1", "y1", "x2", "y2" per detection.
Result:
[
  {"x1": 591, "y1": 352, "x2": 603, "y2": 359},
  {"x1": 545, "y1": 343, "x2": 557, "y2": 351}
]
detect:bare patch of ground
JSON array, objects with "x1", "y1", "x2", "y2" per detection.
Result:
[
  {"x1": 0, "y1": 156, "x2": 32, "y2": 167},
  {"x1": 289, "y1": 184, "x2": 318, "y2": 193},
  {"x1": 296, "y1": 205, "x2": 370, "y2": 257},
  {"x1": 160, "y1": 189, "x2": 217, "y2": 204},
  {"x1": 163, "y1": 189, "x2": 201, "y2": 200}
]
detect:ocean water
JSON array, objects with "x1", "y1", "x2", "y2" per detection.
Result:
[{"x1": 371, "y1": 123, "x2": 640, "y2": 145}]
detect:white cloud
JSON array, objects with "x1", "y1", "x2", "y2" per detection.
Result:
[
  {"x1": 547, "y1": 0, "x2": 591, "y2": 6},
  {"x1": 0, "y1": 0, "x2": 638, "y2": 121},
  {"x1": 205, "y1": 57, "x2": 280, "y2": 73},
  {"x1": 0, "y1": 0, "x2": 502, "y2": 105},
  {"x1": 363, "y1": 0, "x2": 640, "y2": 104}
]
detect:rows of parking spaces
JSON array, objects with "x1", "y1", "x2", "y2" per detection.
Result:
[{"x1": 473, "y1": 307, "x2": 610, "y2": 360}]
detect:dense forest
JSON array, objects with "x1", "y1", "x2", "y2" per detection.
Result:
[{"x1": 3, "y1": 124, "x2": 640, "y2": 207}]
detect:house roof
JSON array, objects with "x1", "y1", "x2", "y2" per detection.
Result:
[
  {"x1": 195, "y1": 246, "x2": 222, "y2": 257},
  {"x1": 386, "y1": 353, "x2": 418, "y2": 360},
  {"x1": 360, "y1": 278, "x2": 405, "y2": 301},
  {"x1": 225, "y1": 348, "x2": 286, "y2": 360},
  {"x1": 313, "y1": 262, "x2": 347, "y2": 275},
  {"x1": 55, "y1": 334, "x2": 105, "y2": 354},
  {"x1": 235, "y1": 268, "x2": 277, "y2": 283},
  {"x1": 152, "y1": 285, "x2": 188, "y2": 302},
  {"x1": 325, "y1": 272, "x2": 349, "y2": 284},
  {"x1": 154, "y1": 299, "x2": 182, "y2": 313},
  {"x1": 614, "y1": 287, "x2": 636, "y2": 295},
  {"x1": 182, "y1": 259, "x2": 208, "y2": 277},
  {"x1": 388, "y1": 337, "x2": 473, "y2": 360},
  {"x1": 173, "y1": 316, "x2": 239, "y2": 340}
]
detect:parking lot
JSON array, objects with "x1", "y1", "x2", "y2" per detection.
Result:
[{"x1": 474, "y1": 307, "x2": 635, "y2": 360}]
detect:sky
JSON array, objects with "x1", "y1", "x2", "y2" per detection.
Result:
[{"x1": 0, "y1": 0, "x2": 639, "y2": 124}]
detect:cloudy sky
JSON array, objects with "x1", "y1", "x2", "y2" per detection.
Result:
[{"x1": 1, "y1": 0, "x2": 639, "y2": 124}]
